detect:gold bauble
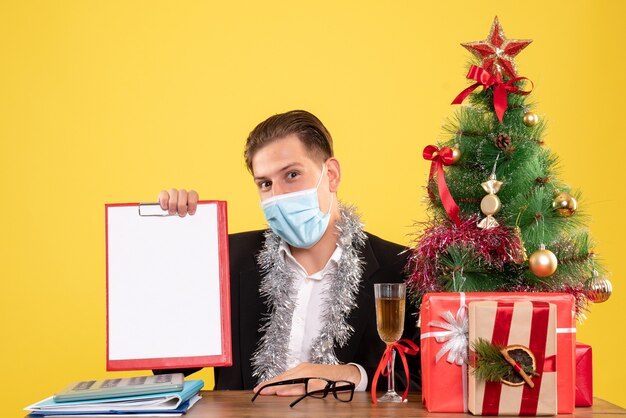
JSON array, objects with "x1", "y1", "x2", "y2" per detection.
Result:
[
  {"x1": 552, "y1": 192, "x2": 578, "y2": 217},
  {"x1": 522, "y1": 111, "x2": 539, "y2": 127},
  {"x1": 480, "y1": 194, "x2": 502, "y2": 216},
  {"x1": 451, "y1": 146, "x2": 461, "y2": 164},
  {"x1": 528, "y1": 245, "x2": 558, "y2": 277},
  {"x1": 586, "y1": 270, "x2": 612, "y2": 303}
]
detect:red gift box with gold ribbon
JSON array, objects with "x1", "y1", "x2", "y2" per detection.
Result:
[
  {"x1": 419, "y1": 293, "x2": 576, "y2": 413},
  {"x1": 468, "y1": 300, "x2": 557, "y2": 416}
]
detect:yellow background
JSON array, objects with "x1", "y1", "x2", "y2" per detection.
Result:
[{"x1": 2, "y1": 0, "x2": 625, "y2": 415}]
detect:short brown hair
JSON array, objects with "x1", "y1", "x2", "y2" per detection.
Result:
[{"x1": 244, "y1": 110, "x2": 334, "y2": 173}]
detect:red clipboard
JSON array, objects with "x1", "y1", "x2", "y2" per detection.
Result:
[{"x1": 105, "y1": 200, "x2": 231, "y2": 371}]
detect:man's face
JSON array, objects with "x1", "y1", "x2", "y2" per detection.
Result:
[{"x1": 251, "y1": 134, "x2": 334, "y2": 213}]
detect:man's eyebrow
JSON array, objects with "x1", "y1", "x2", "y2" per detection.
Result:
[{"x1": 253, "y1": 163, "x2": 304, "y2": 181}]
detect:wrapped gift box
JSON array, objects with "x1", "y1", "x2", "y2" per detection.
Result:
[
  {"x1": 575, "y1": 342, "x2": 593, "y2": 407},
  {"x1": 420, "y1": 292, "x2": 576, "y2": 413},
  {"x1": 468, "y1": 300, "x2": 557, "y2": 416}
]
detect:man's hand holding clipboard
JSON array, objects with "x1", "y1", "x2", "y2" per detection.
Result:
[{"x1": 157, "y1": 189, "x2": 199, "y2": 217}]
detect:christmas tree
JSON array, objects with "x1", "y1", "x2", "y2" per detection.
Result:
[{"x1": 406, "y1": 17, "x2": 611, "y2": 318}]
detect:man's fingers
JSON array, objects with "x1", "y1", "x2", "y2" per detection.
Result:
[
  {"x1": 157, "y1": 189, "x2": 198, "y2": 216},
  {"x1": 254, "y1": 384, "x2": 305, "y2": 397},
  {"x1": 177, "y1": 189, "x2": 188, "y2": 217},
  {"x1": 253, "y1": 375, "x2": 281, "y2": 394},
  {"x1": 253, "y1": 371, "x2": 292, "y2": 395},
  {"x1": 188, "y1": 190, "x2": 199, "y2": 215},
  {"x1": 168, "y1": 188, "x2": 178, "y2": 215},
  {"x1": 254, "y1": 384, "x2": 277, "y2": 395},
  {"x1": 158, "y1": 190, "x2": 169, "y2": 211},
  {"x1": 275, "y1": 385, "x2": 306, "y2": 396}
]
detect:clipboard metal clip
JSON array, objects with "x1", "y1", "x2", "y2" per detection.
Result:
[{"x1": 138, "y1": 203, "x2": 172, "y2": 217}]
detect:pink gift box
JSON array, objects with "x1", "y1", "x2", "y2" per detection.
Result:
[{"x1": 420, "y1": 292, "x2": 576, "y2": 413}]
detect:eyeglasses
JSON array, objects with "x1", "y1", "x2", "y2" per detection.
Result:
[{"x1": 251, "y1": 377, "x2": 355, "y2": 408}]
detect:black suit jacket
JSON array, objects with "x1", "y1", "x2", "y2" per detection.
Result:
[{"x1": 156, "y1": 230, "x2": 421, "y2": 391}]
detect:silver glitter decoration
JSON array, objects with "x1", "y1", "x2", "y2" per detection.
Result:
[{"x1": 251, "y1": 204, "x2": 366, "y2": 384}]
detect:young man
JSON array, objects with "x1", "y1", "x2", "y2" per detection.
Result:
[{"x1": 157, "y1": 110, "x2": 419, "y2": 396}]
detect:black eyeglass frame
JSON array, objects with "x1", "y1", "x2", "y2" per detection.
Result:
[{"x1": 251, "y1": 377, "x2": 355, "y2": 407}]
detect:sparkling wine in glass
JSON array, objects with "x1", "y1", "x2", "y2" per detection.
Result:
[{"x1": 374, "y1": 283, "x2": 406, "y2": 403}]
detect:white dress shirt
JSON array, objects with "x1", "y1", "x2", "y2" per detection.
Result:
[{"x1": 279, "y1": 240, "x2": 368, "y2": 392}]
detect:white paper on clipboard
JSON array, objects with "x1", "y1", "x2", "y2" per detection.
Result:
[{"x1": 105, "y1": 200, "x2": 231, "y2": 370}]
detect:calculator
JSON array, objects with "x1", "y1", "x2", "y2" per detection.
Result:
[{"x1": 53, "y1": 373, "x2": 185, "y2": 402}]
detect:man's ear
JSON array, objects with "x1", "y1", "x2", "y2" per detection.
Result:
[{"x1": 326, "y1": 158, "x2": 341, "y2": 193}]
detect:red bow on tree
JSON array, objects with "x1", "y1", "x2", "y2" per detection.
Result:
[
  {"x1": 451, "y1": 65, "x2": 533, "y2": 123},
  {"x1": 423, "y1": 145, "x2": 461, "y2": 226}
]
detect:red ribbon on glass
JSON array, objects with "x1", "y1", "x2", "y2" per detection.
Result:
[
  {"x1": 451, "y1": 65, "x2": 533, "y2": 123},
  {"x1": 371, "y1": 339, "x2": 419, "y2": 405},
  {"x1": 423, "y1": 145, "x2": 461, "y2": 226},
  {"x1": 482, "y1": 301, "x2": 551, "y2": 415}
]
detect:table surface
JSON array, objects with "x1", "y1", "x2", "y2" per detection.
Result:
[{"x1": 185, "y1": 391, "x2": 626, "y2": 417}]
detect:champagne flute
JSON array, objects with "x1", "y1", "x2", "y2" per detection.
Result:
[{"x1": 374, "y1": 283, "x2": 406, "y2": 403}]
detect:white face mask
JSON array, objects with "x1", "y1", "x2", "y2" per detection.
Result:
[{"x1": 260, "y1": 165, "x2": 334, "y2": 248}]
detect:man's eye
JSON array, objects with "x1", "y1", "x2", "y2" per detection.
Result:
[
  {"x1": 287, "y1": 172, "x2": 299, "y2": 180},
  {"x1": 259, "y1": 181, "x2": 272, "y2": 190}
]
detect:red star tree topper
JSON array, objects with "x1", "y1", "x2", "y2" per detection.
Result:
[{"x1": 462, "y1": 16, "x2": 532, "y2": 79}]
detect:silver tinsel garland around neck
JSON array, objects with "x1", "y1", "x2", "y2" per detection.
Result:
[{"x1": 250, "y1": 203, "x2": 367, "y2": 384}]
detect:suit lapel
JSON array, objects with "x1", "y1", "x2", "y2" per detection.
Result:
[
  {"x1": 238, "y1": 265, "x2": 266, "y2": 389},
  {"x1": 335, "y1": 234, "x2": 380, "y2": 361}
]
